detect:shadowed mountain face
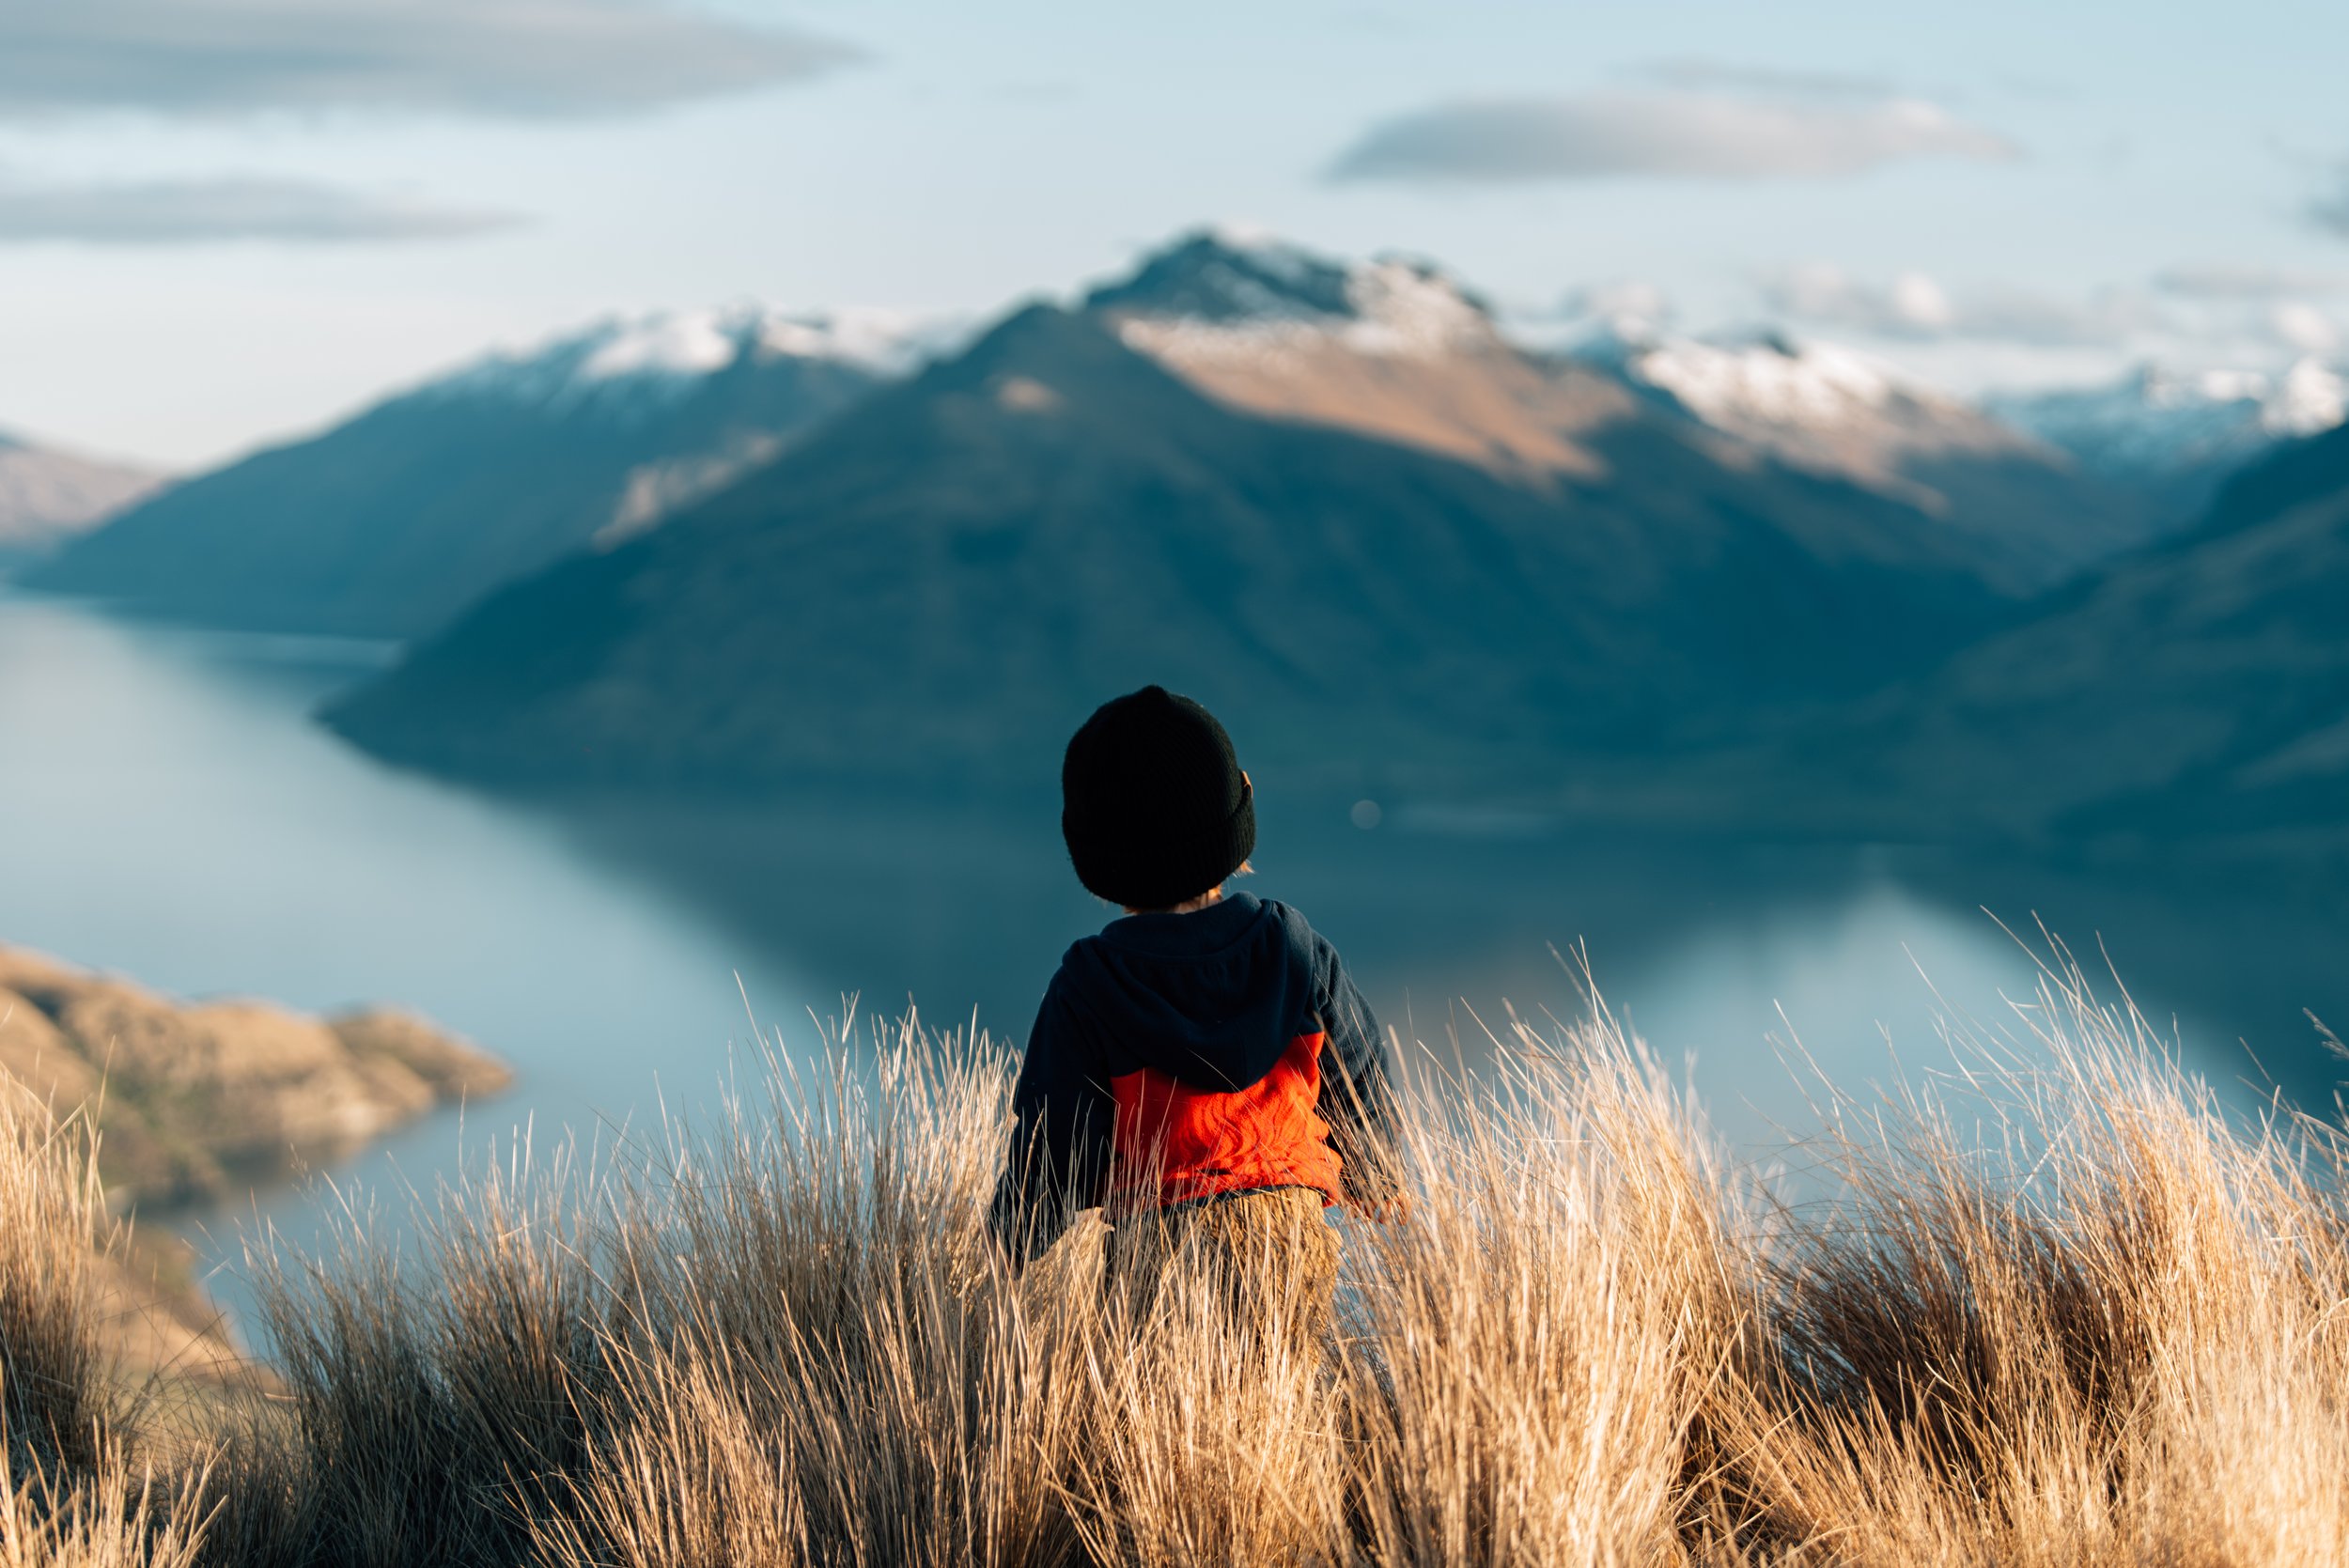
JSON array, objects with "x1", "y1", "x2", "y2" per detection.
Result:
[
  {"x1": 0, "y1": 430, "x2": 163, "y2": 568},
  {"x1": 1778, "y1": 423, "x2": 2349, "y2": 848},
  {"x1": 325, "y1": 289, "x2": 2023, "y2": 800},
  {"x1": 24, "y1": 312, "x2": 894, "y2": 638}
]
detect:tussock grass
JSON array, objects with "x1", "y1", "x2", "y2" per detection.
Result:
[
  {"x1": 9, "y1": 965, "x2": 2349, "y2": 1565},
  {"x1": 0, "y1": 1085, "x2": 210, "y2": 1567}
]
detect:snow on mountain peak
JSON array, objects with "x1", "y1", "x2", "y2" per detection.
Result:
[
  {"x1": 1987, "y1": 358, "x2": 2348, "y2": 480},
  {"x1": 1584, "y1": 327, "x2": 2044, "y2": 513},
  {"x1": 425, "y1": 304, "x2": 938, "y2": 417},
  {"x1": 2268, "y1": 358, "x2": 2347, "y2": 436},
  {"x1": 1621, "y1": 332, "x2": 1909, "y2": 429},
  {"x1": 1092, "y1": 230, "x2": 1495, "y2": 365},
  {"x1": 575, "y1": 312, "x2": 740, "y2": 382}
]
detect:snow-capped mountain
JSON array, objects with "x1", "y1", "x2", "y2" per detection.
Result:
[
  {"x1": 1578, "y1": 325, "x2": 2168, "y2": 592},
  {"x1": 30, "y1": 304, "x2": 919, "y2": 637},
  {"x1": 1984, "y1": 360, "x2": 2347, "y2": 495},
  {"x1": 1082, "y1": 229, "x2": 1636, "y2": 481},
  {"x1": 0, "y1": 431, "x2": 165, "y2": 567},
  {"x1": 1608, "y1": 328, "x2": 2043, "y2": 474},
  {"x1": 421, "y1": 305, "x2": 947, "y2": 421},
  {"x1": 326, "y1": 232, "x2": 2071, "y2": 795},
  {"x1": 1091, "y1": 228, "x2": 1497, "y2": 361}
]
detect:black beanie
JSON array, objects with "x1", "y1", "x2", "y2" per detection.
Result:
[{"x1": 1061, "y1": 686, "x2": 1255, "y2": 909}]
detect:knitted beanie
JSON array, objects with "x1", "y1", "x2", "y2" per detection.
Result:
[{"x1": 1061, "y1": 686, "x2": 1255, "y2": 909}]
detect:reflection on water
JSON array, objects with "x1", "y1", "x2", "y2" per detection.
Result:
[
  {"x1": 558, "y1": 794, "x2": 2347, "y2": 1126},
  {"x1": 1, "y1": 590, "x2": 2343, "y2": 1331}
]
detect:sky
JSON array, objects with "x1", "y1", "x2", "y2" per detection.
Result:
[{"x1": 2, "y1": 0, "x2": 2345, "y2": 468}]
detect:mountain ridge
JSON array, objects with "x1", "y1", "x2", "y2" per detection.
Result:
[
  {"x1": 1730, "y1": 420, "x2": 2349, "y2": 856},
  {"x1": 1984, "y1": 358, "x2": 2346, "y2": 529},
  {"x1": 323, "y1": 281, "x2": 2025, "y2": 798},
  {"x1": 1593, "y1": 329, "x2": 2164, "y2": 593},
  {"x1": 23, "y1": 309, "x2": 911, "y2": 637}
]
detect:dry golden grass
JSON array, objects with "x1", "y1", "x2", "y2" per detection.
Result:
[
  {"x1": 9, "y1": 964, "x2": 2349, "y2": 1566},
  {"x1": 0, "y1": 1086, "x2": 210, "y2": 1568}
]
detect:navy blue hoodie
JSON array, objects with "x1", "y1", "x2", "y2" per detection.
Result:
[{"x1": 988, "y1": 893, "x2": 1399, "y2": 1265}]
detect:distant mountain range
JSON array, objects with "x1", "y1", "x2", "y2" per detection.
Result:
[
  {"x1": 1986, "y1": 359, "x2": 2346, "y2": 526},
  {"x1": 24, "y1": 227, "x2": 2349, "y2": 859},
  {"x1": 321, "y1": 231, "x2": 2124, "y2": 797},
  {"x1": 24, "y1": 308, "x2": 926, "y2": 638},
  {"x1": 37, "y1": 232, "x2": 2294, "y2": 647},
  {"x1": 0, "y1": 431, "x2": 163, "y2": 568},
  {"x1": 1594, "y1": 329, "x2": 2164, "y2": 594}
]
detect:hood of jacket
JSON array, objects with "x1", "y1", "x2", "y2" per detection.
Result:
[{"x1": 1053, "y1": 892, "x2": 1318, "y2": 1093}]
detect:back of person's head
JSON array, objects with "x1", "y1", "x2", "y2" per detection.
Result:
[{"x1": 1061, "y1": 686, "x2": 1254, "y2": 909}]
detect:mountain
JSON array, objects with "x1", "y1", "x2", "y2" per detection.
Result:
[
  {"x1": 0, "y1": 430, "x2": 164, "y2": 568},
  {"x1": 1592, "y1": 329, "x2": 2168, "y2": 594},
  {"x1": 1085, "y1": 231, "x2": 1624, "y2": 478},
  {"x1": 1984, "y1": 358, "x2": 2347, "y2": 526},
  {"x1": 1781, "y1": 419, "x2": 2349, "y2": 850},
  {"x1": 324, "y1": 232, "x2": 2030, "y2": 799},
  {"x1": 25, "y1": 307, "x2": 921, "y2": 638}
]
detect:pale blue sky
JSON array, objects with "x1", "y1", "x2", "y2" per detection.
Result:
[{"x1": 2, "y1": 0, "x2": 2344, "y2": 465}]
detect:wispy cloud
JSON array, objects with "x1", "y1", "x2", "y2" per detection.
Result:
[
  {"x1": 2154, "y1": 264, "x2": 2349, "y2": 299},
  {"x1": 1559, "y1": 278, "x2": 1674, "y2": 330},
  {"x1": 0, "y1": 173, "x2": 522, "y2": 242},
  {"x1": 1761, "y1": 264, "x2": 2158, "y2": 347},
  {"x1": 0, "y1": 0, "x2": 858, "y2": 120},
  {"x1": 1326, "y1": 91, "x2": 2015, "y2": 185}
]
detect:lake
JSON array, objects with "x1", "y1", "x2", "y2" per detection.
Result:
[{"x1": 1, "y1": 589, "x2": 2343, "y2": 1330}]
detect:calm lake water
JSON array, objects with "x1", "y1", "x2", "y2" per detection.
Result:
[{"x1": 2, "y1": 590, "x2": 2343, "y2": 1330}]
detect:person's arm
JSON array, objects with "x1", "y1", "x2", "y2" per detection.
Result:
[
  {"x1": 1310, "y1": 937, "x2": 1405, "y2": 1213},
  {"x1": 988, "y1": 976, "x2": 1114, "y2": 1271}
]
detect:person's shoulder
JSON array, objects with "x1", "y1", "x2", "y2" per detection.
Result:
[
  {"x1": 1260, "y1": 898, "x2": 1342, "y2": 970},
  {"x1": 1261, "y1": 895, "x2": 1327, "y2": 938},
  {"x1": 1043, "y1": 939, "x2": 1095, "y2": 995},
  {"x1": 1043, "y1": 932, "x2": 1119, "y2": 1017}
]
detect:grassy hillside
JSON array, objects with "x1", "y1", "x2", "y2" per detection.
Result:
[
  {"x1": 10, "y1": 966, "x2": 2349, "y2": 1564},
  {"x1": 0, "y1": 943, "x2": 512, "y2": 1432},
  {"x1": 0, "y1": 944, "x2": 508, "y2": 1207}
]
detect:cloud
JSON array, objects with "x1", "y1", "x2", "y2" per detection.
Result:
[
  {"x1": 2266, "y1": 301, "x2": 2341, "y2": 355},
  {"x1": 1761, "y1": 263, "x2": 2158, "y2": 347},
  {"x1": 1764, "y1": 265, "x2": 1954, "y2": 336},
  {"x1": 0, "y1": 0, "x2": 858, "y2": 120},
  {"x1": 1562, "y1": 279, "x2": 1673, "y2": 325},
  {"x1": 1326, "y1": 91, "x2": 2016, "y2": 184},
  {"x1": 2154, "y1": 263, "x2": 2349, "y2": 299},
  {"x1": 0, "y1": 174, "x2": 522, "y2": 242}
]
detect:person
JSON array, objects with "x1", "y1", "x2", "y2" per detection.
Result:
[{"x1": 987, "y1": 685, "x2": 1402, "y2": 1343}]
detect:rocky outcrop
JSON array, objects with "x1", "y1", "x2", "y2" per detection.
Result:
[{"x1": 0, "y1": 944, "x2": 509, "y2": 1208}]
